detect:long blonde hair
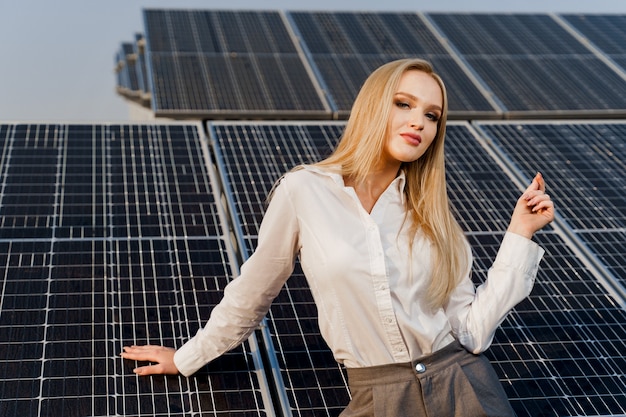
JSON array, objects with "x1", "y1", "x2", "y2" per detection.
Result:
[{"x1": 316, "y1": 58, "x2": 469, "y2": 309}]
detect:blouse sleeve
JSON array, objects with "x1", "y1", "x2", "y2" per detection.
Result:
[
  {"x1": 174, "y1": 176, "x2": 300, "y2": 376},
  {"x1": 445, "y1": 232, "x2": 545, "y2": 354}
]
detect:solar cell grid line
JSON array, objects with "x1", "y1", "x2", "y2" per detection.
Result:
[
  {"x1": 166, "y1": 10, "x2": 197, "y2": 53},
  {"x1": 111, "y1": 237, "x2": 269, "y2": 417},
  {"x1": 467, "y1": 233, "x2": 626, "y2": 416},
  {"x1": 211, "y1": 121, "x2": 626, "y2": 417},
  {"x1": 143, "y1": 10, "x2": 174, "y2": 53},
  {"x1": 466, "y1": 56, "x2": 626, "y2": 113},
  {"x1": 0, "y1": 240, "x2": 51, "y2": 416},
  {"x1": 428, "y1": 14, "x2": 590, "y2": 56},
  {"x1": 105, "y1": 123, "x2": 271, "y2": 416},
  {"x1": 175, "y1": 55, "x2": 212, "y2": 111},
  {"x1": 193, "y1": 11, "x2": 225, "y2": 54},
  {"x1": 474, "y1": 121, "x2": 626, "y2": 290},
  {"x1": 149, "y1": 54, "x2": 186, "y2": 113}
]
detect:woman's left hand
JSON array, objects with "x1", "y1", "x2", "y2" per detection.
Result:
[
  {"x1": 507, "y1": 172, "x2": 555, "y2": 239},
  {"x1": 121, "y1": 345, "x2": 179, "y2": 376}
]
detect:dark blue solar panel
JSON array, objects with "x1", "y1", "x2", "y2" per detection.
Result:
[
  {"x1": 210, "y1": 122, "x2": 348, "y2": 416},
  {"x1": 0, "y1": 123, "x2": 270, "y2": 417},
  {"x1": 475, "y1": 121, "x2": 626, "y2": 286},
  {"x1": 288, "y1": 11, "x2": 496, "y2": 116},
  {"x1": 429, "y1": 14, "x2": 590, "y2": 56},
  {"x1": 427, "y1": 13, "x2": 626, "y2": 113},
  {"x1": 142, "y1": 10, "x2": 328, "y2": 118},
  {"x1": 445, "y1": 124, "x2": 626, "y2": 416},
  {"x1": 562, "y1": 14, "x2": 626, "y2": 56}
]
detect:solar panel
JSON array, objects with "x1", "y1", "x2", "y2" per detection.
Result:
[
  {"x1": 445, "y1": 124, "x2": 626, "y2": 416},
  {"x1": 0, "y1": 123, "x2": 273, "y2": 416},
  {"x1": 560, "y1": 14, "x2": 626, "y2": 81},
  {"x1": 142, "y1": 10, "x2": 329, "y2": 119},
  {"x1": 287, "y1": 11, "x2": 497, "y2": 117},
  {"x1": 561, "y1": 15, "x2": 626, "y2": 56},
  {"x1": 475, "y1": 121, "x2": 626, "y2": 291},
  {"x1": 426, "y1": 13, "x2": 626, "y2": 115},
  {"x1": 209, "y1": 120, "x2": 626, "y2": 417}
]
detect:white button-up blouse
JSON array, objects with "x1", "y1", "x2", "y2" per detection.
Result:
[{"x1": 174, "y1": 166, "x2": 545, "y2": 376}]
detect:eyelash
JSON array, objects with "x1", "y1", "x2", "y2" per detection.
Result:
[
  {"x1": 395, "y1": 100, "x2": 410, "y2": 109},
  {"x1": 394, "y1": 100, "x2": 440, "y2": 122}
]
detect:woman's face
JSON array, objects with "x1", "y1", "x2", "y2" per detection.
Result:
[{"x1": 382, "y1": 70, "x2": 443, "y2": 168}]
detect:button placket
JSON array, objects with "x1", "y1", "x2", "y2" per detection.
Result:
[{"x1": 366, "y1": 217, "x2": 410, "y2": 362}]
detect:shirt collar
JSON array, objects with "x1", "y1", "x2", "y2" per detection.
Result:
[{"x1": 302, "y1": 165, "x2": 407, "y2": 195}]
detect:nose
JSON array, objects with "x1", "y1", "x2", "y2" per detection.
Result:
[{"x1": 409, "y1": 110, "x2": 424, "y2": 130}]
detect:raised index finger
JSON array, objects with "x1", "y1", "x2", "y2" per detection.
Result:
[
  {"x1": 523, "y1": 172, "x2": 545, "y2": 197},
  {"x1": 535, "y1": 172, "x2": 545, "y2": 192}
]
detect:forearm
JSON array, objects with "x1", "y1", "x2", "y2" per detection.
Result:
[{"x1": 449, "y1": 232, "x2": 544, "y2": 353}]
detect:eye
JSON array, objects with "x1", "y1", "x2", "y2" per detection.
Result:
[
  {"x1": 426, "y1": 112, "x2": 440, "y2": 122},
  {"x1": 394, "y1": 100, "x2": 410, "y2": 109}
]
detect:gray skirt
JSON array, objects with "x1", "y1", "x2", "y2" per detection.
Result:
[{"x1": 340, "y1": 340, "x2": 516, "y2": 417}]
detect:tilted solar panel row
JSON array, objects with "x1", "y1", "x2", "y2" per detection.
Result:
[
  {"x1": 426, "y1": 14, "x2": 626, "y2": 116},
  {"x1": 140, "y1": 10, "x2": 330, "y2": 119},
  {"x1": 561, "y1": 14, "x2": 626, "y2": 71},
  {"x1": 115, "y1": 10, "x2": 626, "y2": 120},
  {"x1": 1, "y1": 120, "x2": 625, "y2": 416}
]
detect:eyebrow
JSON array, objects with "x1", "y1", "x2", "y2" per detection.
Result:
[{"x1": 395, "y1": 91, "x2": 442, "y2": 113}]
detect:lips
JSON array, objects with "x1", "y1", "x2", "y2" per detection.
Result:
[{"x1": 401, "y1": 132, "x2": 422, "y2": 146}]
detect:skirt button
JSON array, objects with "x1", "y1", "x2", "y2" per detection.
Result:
[{"x1": 415, "y1": 363, "x2": 426, "y2": 373}]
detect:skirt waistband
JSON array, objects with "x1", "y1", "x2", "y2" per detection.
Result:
[{"x1": 346, "y1": 340, "x2": 473, "y2": 386}]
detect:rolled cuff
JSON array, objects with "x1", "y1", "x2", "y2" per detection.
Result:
[
  {"x1": 173, "y1": 337, "x2": 214, "y2": 377},
  {"x1": 495, "y1": 231, "x2": 545, "y2": 277}
]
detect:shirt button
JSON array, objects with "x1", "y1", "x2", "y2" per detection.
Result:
[{"x1": 415, "y1": 363, "x2": 426, "y2": 373}]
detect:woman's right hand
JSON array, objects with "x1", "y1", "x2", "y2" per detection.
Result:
[{"x1": 121, "y1": 345, "x2": 180, "y2": 376}]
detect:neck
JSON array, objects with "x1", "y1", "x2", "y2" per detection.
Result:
[{"x1": 344, "y1": 164, "x2": 401, "y2": 213}]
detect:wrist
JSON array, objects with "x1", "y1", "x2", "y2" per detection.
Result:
[{"x1": 506, "y1": 224, "x2": 533, "y2": 240}]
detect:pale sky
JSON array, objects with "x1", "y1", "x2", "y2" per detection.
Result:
[{"x1": 1, "y1": 0, "x2": 625, "y2": 122}]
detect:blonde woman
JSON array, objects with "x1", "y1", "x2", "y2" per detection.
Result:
[{"x1": 123, "y1": 58, "x2": 554, "y2": 415}]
